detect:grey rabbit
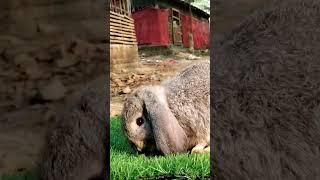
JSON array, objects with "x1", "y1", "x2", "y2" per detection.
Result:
[
  {"x1": 39, "y1": 77, "x2": 107, "y2": 180},
  {"x1": 121, "y1": 61, "x2": 210, "y2": 155}
]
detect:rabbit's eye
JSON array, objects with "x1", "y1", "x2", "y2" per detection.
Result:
[{"x1": 136, "y1": 117, "x2": 144, "y2": 126}]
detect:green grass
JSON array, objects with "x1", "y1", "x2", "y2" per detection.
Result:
[{"x1": 110, "y1": 116, "x2": 210, "y2": 180}]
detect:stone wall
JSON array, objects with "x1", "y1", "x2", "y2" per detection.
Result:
[{"x1": 0, "y1": 0, "x2": 107, "y2": 115}]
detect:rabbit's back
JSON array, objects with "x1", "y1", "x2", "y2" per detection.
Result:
[{"x1": 163, "y1": 62, "x2": 210, "y2": 146}]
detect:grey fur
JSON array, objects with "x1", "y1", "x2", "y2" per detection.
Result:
[
  {"x1": 212, "y1": 0, "x2": 320, "y2": 179},
  {"x1": 39, "y1": 77, "x2": 107, "y2": 180},
  {"x1": 122, "y1": 62, "x2": 210, "y2": 155}
]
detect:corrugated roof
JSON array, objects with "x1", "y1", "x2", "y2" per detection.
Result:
[
  {"x1": 172, "y1": 0, "x2": 210, "y2": 18},
  {"x1": 132, "y1": 0, "x2": 210, "y2": 19}
]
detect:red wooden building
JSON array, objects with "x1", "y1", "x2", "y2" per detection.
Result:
[{"x1": 131, "y1": 0, "x2": 210, "y2": 49}]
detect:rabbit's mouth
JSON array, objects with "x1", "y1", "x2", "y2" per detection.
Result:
[
  {"x1": 139, "y1": 140, "x2": 164, "y2": 156},
  {"x1": 136, "y1": 146, "x2": 143, "y2": 151},
  {"x1": 132, "y1": 138, "x2": 163, "y2": 156},
  {"x1": 128, "y1": 140, "x2": 144, "y2": 152}
]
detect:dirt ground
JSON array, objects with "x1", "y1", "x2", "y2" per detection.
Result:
[{"x1": 0, "y1": 49, "x2": 209, "y2": 175}]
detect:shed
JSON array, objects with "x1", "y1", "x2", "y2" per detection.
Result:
[
  {"x1": 110, "y1": 0, "x2": 139, "y2": 70},
  {"x1": 131, "y1": 0, "x2": 210, "y2": 49}
]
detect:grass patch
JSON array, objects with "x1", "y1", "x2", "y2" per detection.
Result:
[
  {"x1": 193, "y1": 49, "x2": 210, "y2": 57},
  {"x1": 138, "y1": 45, "x2": 174, "y2": 57},
  {"x1": 110, "y1": 116, "x2": 210, "y2": 180}
]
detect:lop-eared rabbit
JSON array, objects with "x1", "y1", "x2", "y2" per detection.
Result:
[{"x1": 122, "y1": 62, "x2": 210, "y2": 155}]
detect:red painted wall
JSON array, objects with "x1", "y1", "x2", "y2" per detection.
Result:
[
  {"x1": 181, "y1": 15, "x2": 209, "y2": 49},
  {"x1": 132, "y1": 8, "x2": 209, "y2": 49},
  {"x1": 132, "y1": 8, "x2": 170, "y2": 46}
]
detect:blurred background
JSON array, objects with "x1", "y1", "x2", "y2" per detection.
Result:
[{"x1": 0, "y1": 0, "x2": 106, "y2": 176}]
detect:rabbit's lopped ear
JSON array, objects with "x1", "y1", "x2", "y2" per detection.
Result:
[{"x1": 142, "y1": 86, "x2": 187, "y2": 155}]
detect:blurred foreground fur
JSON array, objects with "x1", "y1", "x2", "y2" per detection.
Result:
[
  {"x1": 212, "y1": 0, "x2": 320, "y2": 179},
  {"x1": 40, "y1": 77, "x2": 107, "y2": 180}
]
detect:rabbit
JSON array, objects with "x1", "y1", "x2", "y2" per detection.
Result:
[
  {"x1": 121, "y1": 61, "x2": 210, "y2": 155},
  {"x1": 39, "y1": 76, "x2": 107, "y2": 180}
]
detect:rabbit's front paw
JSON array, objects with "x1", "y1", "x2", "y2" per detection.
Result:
[{"x1": 191, "y1": 144, "x2": 210, "y2": 154}]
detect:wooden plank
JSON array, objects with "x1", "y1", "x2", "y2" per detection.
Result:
[
  {"x1": 173, "y1": 16, "x2": 180, "y2": 21},
  {"x1": 110, "y1": 20, "x2": 134, "y2": 27},
  {"x1": 127, "y1": 0, "x2": 131, "y2": 16},
  {"x1": 110, "y1": 29, "x2": 135, "y2": 36},
  {"x1": 110, "y1": 40, "x2": 138, "y2": 45},
  {"x1": 111, "y1": 39, "x2": 137, "y2": 45},
  {"x1": 110, "y1": 22, "x2": 135, "y2": 32},
  {"x1": 110, "y1": 25, "x2": 135, "y2": 33},
  {"x1": 110, "y1": 14, "x2": 132, "y2": 24},
  {"x1": 119, "y1": 0, "x2": 123, "y2": 13},
  {"x1": 110, "y1": 18, "x2": 134, "y2": 27},
  {"x1": 111, "y1": 36, "x2": 136, "y2": 42},
  {"x1": 110, "y1": 26, "x2": 136, "y2": 35},
  {"x1": 110, "y1": 11, "x2": 133, "y2": 21},
  {"x1": 110, "y1": 19, "x2": 134, "y2": 27},
  {"x1": 110, "y1": 26, "x2": 134, "y2": 33},
  {"x1": 110, "y1": 29, "x2": 135, "y2": 37},
  {"x1": 110, "y1": 13, "x2": 134, "y2": 24},
  {"x1": 110, "y1": 32, "x2": 136, "y2": 39},
  {"x1": 111, "y1": 38, "x2": 137, "y2": 44},
  {"x1": 121, "y1": 0, "x2": 126, "y2": 13},
  {"x1": 110, "y1": 10, "x2": 132, "y2": 19},
  {"x1": 111, "y1": 6, "x2": 128, "y2": 16}
]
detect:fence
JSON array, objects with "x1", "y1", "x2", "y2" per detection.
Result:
[{"x1": 110, "y1": 0, "x2": 137, "y2": 45}]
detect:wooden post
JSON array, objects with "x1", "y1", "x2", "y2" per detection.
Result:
[
  {"x1": 122, "y1": 0, "x2": 126, "y2": 15},
  {"x1": 188, "y1": 0, "x2": 194, "y2": 53},
  {"x1": 127, "y1": 0, "x2": 131, "y2": 16}
]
